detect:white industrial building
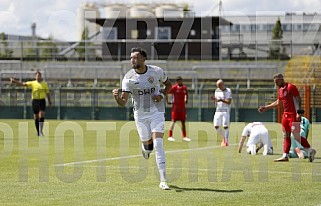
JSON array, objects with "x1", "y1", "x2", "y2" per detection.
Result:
[
  {"x1": 220, "y1": 13, "x2": 321, "y2": 58},
  {"x1": 77, "y1": 1, "x2": 192, "y2": 41}
]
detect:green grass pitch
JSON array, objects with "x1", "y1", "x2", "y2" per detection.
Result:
[{"x1": 0, "y1": 119, "x2": 320, "y2": 205}]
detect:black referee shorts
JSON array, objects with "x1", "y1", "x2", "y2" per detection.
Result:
[{"x1": 32, "y1": 99, "x2": 46, "y2": 114}]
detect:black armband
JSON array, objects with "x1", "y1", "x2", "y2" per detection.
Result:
[{"x1": 297, "y1": 109, "x2": 305, "y2": 114}]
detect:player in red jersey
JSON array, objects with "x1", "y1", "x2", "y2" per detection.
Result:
[
  {"x1": 166, "y1": 77, "x2": 191, "y2": 142},
  {"x1": 258, "y1": 73, "x2": 316, "y2": 162}
]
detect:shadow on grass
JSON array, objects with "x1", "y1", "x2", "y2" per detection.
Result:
[{"x1": 170, "y1": 185, "x2": 243, "y2": 193}]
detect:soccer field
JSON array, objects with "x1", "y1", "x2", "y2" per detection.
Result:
[{"x1": 0, "y1": 119, "x2": 320, "y2": 205}]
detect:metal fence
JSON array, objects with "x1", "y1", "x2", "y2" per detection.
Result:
[
  {"x1": 0, "y1": 39, "x2": 320, "y2": 61},
  {"x1": 0, "y1": 87, "x2": 277, "y2": 121},
  {"x1": 1, "y1": 85, "x2": 319, "y2": 121}
]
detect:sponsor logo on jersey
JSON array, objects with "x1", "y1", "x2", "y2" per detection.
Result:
[
  {"x1": 148, "y1": 76, "x2": 154, "y2": 84},
  {"x1": 138, "y1": 87, "x2": 156, "y2": 95}
]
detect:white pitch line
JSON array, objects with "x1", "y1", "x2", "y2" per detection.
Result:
[{"x1": 55, "y1": 144, "x2": 238, "y2": 166}]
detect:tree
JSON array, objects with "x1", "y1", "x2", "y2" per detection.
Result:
[
  {"x1": 40, "y1": 35, "x2": 58, "y2": 60},
  {"x1": 76, "y1": 27, "x2": 88, "y2": 59},
  {"x1": 269, "y1": 17, "x2": 284, "y2": 59},
  {"x1": 183, "y1": 4, "x2": 191, "y2": 17},
  {"x1": 76, "y1": 27, "x2": 96, "y2": 60},
  {"x1": 0, "y1": 32, "x2": 13, "y2": 58}
]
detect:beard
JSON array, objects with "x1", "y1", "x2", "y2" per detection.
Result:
[{"x1": 132, "y1": 63, "x2": 141, "y2": 70}]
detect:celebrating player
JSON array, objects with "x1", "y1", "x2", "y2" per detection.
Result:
[
  {"x1": 10, "y1": 71, "x2": 52, "y2": 136},
  {"x1": 258, "y1": 73, "x2": 316, "y2": 162},
  {"x1": 166, "y1": 76, "x2": 191, "y2": 142},
  {"x1": 112, "y1": 47, "x2": 171, "y2": 190}
]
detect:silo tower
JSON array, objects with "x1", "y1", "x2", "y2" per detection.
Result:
[
  {"x1": 77, "y1": 2, "x2": 100, "y2": 41},
  {"x1": 129, "y1": 4, "x2": 154, "y2": 18},
  {"x1": 104, "y1": 3, "x2": 127, "y2": 18},
  {"x1": 155, "y1": 4, "x2": 184, "y2": 18}
]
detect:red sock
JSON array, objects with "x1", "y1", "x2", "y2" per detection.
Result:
[
  {"x1": 169, "y1": 130, "x2": 173, "y2": 137},
  {"x1": 182, "y1": 130, "x2": 186, "y2": 138},
  {"x1": 283, "y1": 137, "x2": 291, "y2": 154},
  {"x1": 300, "y1": 137, "x2": 311, "y2": 148}
]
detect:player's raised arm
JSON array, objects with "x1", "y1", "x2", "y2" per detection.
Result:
[
  {"x1": 162, "y1": 79, "x2": 172, "y2": 96},
  {"x1": 153, "y1": 79, "x2": 172, "y2": 103},
  {"x1": 10, "y1": 78, "x2": 27, "y2": 86},
  {"x1": 112, "y1": 88, "x2": 128, "y2": 107},
  {"x1": 258, "y1": 99, "x2": 280, "y2": 113}
]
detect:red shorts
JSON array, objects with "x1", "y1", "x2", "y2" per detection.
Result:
[
  {"x1": 282, "y1": 113, "x2": 298, "y2": 133},
  {"x1": 171, "y1": 111, "x2": 186, "y2": 121}
]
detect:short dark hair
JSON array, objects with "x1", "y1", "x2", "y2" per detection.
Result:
[
  {"x1": 35, "y1": 71, "x2": 42, "y2": 76},
  {"x1": 131, "y1": 47, "x2": 147, "y2": 59},
  {"x1": 176, "y1": 76, "x2": 183, "y2": 81},
  {"x1": 273, "y1": 73, "x2": 283, "y2": 79}
]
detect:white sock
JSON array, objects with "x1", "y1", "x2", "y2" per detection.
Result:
[
  {"x1": 263, "y1": 144, "x2": 268, "y2": 156},
  {"x1": 154, "y1": 138, "x2": 166, "y2": 182},
  {"x1": 216, "y1": 127, "x2": 225, "y2": 139},
  {"x1": 39, "y1": 122, "x2": 44, "y2": 133},
  {"x1": 224, "y1": 128, "x2": 229, "y2": 141}
]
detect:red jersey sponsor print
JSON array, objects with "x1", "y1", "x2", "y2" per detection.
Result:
[{"x1": 278, "y1": 83, "x2": 300, "y2": 115}]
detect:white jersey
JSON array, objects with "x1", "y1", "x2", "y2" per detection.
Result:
[
  {"x1": 215, "y1": 87, "x2": 232, "y2": 113},
  {"x1": 122, "y1": 65, "x2": 168, "y2": 118}
]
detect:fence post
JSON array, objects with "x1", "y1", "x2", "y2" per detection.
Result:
[
  {"x1": 91, "y1": 87, "x2": 96, "y2": 120},
  {"x1": 304, "y1": 84, "x2": 311, "y2": 122},
  {"x1": 57, "y1": 85, "x2": 61, "y2": 120},
  {"x1": 312, "y1": 84, "x2": 316, "y2": 122},
  {"x1": 277, "y1": 89, "x2": 283, "y2": 123},
  {"x1": 235, "y1": 84, "x2": 239, "y2": 122},
  {"x1": 23, "y1": 88, "x2": 27, "y2": 119},
  {"x1": 198, "y1": 87, "x2": 202, "y2": 122}
]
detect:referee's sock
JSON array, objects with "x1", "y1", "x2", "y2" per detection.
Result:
[{"x1": 35, "y1": 119, "x2": 40, "y2": 135}]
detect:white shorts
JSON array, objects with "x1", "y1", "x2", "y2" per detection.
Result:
[
  {"x1": 134, "y1": 112, "x2": 165, "y2": 142},
  {"x1": 246, "y1": 128, "x2": 273, "y2": 155},
  {"x1": 213, "y1": 112, "x2": 230, "y2": 127},
  {"x1": 246, "y1": 129, "x2": 270, "y2": 146}
]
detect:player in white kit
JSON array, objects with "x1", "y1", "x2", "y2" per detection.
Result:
[
  {"x1": 112, "y1": 47, "x2": 172, "y2": 190},
  {"x1": 238, "y1": 122, "x2": 273, "y2": 155},
  {"x1": 212, "y1": 79, "x2": 232, "y2": 146}
]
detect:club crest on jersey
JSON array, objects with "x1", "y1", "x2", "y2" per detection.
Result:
[
  {"x1": 148, "y1": 76, "x2": 154, "y2": 84},
  {"x1": 283, "y1": 91, "x2": 287, "y2": 96}
]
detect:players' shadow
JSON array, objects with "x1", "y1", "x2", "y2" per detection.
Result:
[
  {"x1": 170, "y1": 185, "x2": 243, "y2": 193},
  {"x1": 310, "y1": 156, "x2": 320, "y2": 163}
]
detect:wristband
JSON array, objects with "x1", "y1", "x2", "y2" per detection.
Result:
[
  {"x1": 297, "y1": 109, "x2": 305, "y2": 114},
  {"x1": 159, "y1": 93, "x2": 165, "y2": 99}
]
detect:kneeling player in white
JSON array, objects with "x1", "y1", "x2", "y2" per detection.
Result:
[{"x1": 238, "y1": 122, "x2": 273, "y2": 155}]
